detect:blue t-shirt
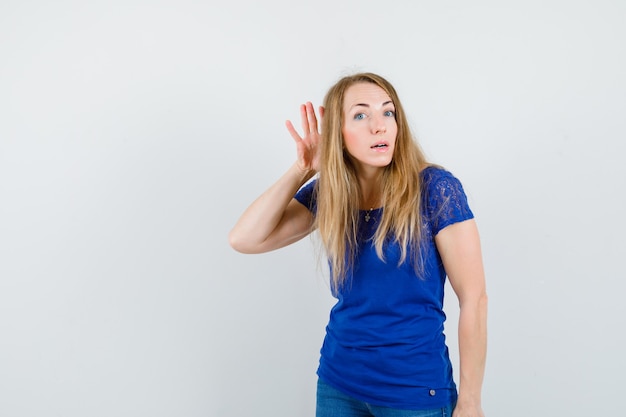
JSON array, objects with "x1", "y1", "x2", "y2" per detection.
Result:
[{"x1": 294, "y1": 166, "x2": 474, "y2": 410}]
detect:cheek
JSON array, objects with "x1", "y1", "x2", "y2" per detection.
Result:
[
  {"x1": 390, "y1": 125, "x2": 399, "y2": 145},
  {"x1": 390, "y1": 121, "x2": 398, "y2": 135},
  {"x1": 341, "y1": 128, "x2": 358, "y2": 150}
]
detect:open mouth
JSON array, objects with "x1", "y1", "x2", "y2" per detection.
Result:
[{"x1": 371, "y1": 143, "x2": 388, "y2": 149}]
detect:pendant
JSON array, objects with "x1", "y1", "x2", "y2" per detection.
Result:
[{"x1": 365, "y1": 209, "x2": 372, "y2": 222}]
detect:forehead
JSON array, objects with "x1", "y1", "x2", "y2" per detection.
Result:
[{"x1": 343, "y1": 82, "x2": 392, "y2": 109}]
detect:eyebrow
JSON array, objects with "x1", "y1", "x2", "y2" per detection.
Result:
[{"x1": 350, "y1": 100, "x2": 394, "y2": 110}]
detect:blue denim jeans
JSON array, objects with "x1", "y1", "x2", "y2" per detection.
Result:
[{"x1": 316, "y1": 379, "x2": 456, "y2": 417}]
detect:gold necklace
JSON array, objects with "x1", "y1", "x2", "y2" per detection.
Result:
[{"x1": 364, "y1": 208, "x2": 373, "y2": 222}]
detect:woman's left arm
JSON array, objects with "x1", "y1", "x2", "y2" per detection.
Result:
[{"x1": 435, "y1": 219, "x2": 488, "y2": 417}]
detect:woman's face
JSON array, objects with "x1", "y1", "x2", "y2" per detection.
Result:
[{"x1": 341, "y1": 82, "x2": 397, "y2": 176}]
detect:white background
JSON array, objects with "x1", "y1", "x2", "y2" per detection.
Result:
[{"x1": 1, "y1": 1, "x2": 625, "y2": 416}]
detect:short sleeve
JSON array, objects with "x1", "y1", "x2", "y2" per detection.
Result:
[
  {"x1": 422, "y1": 167, "x2": 474, "y2": 235},
  {"x1": 294, "y1": 178, "x2": 318, "y2": 214}
]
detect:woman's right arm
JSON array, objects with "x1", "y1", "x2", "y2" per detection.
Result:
[
  {"x1": 228, "y1": 102, "x2": 322, "y2": 254},
  {"x1": 228, "y1": 163, "x2": 315, "y2": 253}
]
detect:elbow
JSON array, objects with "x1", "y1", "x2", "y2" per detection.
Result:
[
  {"x1": 479, "y1": 293, "x2": 489, "y2": 320},
  {"x1": 228, "y1": 229, "x2": 248, "y2": 253},
  {"x1": 475, "y1": 292, "x2": 489, "y2": 314},
  {"x1": 460, "y1": 291, "x2": 489, "y2": 314},
  {"x1": 477, "y1": 292, "x2": 489, "y2": 321},
  {"x1": 228, "y1": 229, "x2": 259, "y2": 254},
  {"x1": 479, "y1": 291, "x2": 488, "y2": 307}
]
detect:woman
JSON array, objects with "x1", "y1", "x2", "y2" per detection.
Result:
[{"x1": 229, "y1": 72, "x2": 487, "y2": 417}]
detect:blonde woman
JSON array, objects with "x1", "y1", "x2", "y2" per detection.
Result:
[{"x1": 229, "y1": 73, "x2": 487, "y2": 417}]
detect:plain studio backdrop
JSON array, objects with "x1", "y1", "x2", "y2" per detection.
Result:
[{"x1": 1, "y1": 1, "x2": 625, "y2": 416}]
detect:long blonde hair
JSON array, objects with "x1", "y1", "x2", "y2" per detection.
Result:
[{"x1": 316, "y1": 72, "x2": 429, "y2": 290}]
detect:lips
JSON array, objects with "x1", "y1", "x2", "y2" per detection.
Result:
[{"x1": 370, "y1": 141, "x2": 389, "y2": 149}]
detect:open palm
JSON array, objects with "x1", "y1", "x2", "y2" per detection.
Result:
[{"x1": 285, "y1": 101, "x2": 324, "y2": 174}]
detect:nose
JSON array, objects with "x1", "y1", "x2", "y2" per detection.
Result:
[{"x1": 371, "y1": 115, "x2": 387, "y2": 134}]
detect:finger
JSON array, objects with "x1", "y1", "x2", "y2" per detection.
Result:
[
  {"x1": 299, "y1": 103, "x2": 310, "y2": 134},
  {"x1": 306, "y1": 102, "x2": 318, "y2": 133},
  {"x1": 285, "y1": 120, "x2": 302, "y2": 143},
  {"x1": 319, "y1": 106, "x2": 325, "y2": 119}
]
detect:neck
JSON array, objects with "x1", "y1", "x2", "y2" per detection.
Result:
[
  {"x1": 358, "y1": 178, "x2": 382, "y2": 209},
  {"x1": 354, "y1": 164, "x2": 385, "y2": 208}
]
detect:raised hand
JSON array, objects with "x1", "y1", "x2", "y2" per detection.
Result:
[{"x1": 285, "y1": 101, "x2": 324, "y2": 174}]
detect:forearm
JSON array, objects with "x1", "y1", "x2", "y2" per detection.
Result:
[
  {"x1": 228, "y1": 162, "x2": 315, "y2": 253},
  {"x1": 456, "y1": 293, "x2": 488, "y2": 406}
]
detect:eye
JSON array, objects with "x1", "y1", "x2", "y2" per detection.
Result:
[
  {"x1": 384, "y1": 110, "x2": 396, "y2": 117},
  {"x1": 354, "y1": 113, "x2": 366, "y2": 120}
]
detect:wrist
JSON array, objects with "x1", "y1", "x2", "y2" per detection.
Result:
[
  {"x1": 456, "y1": 391, "x2": 482, "y2": 408},
  {"x1": 291, "y1": 162, "x2": 316, "y2": 182}
]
